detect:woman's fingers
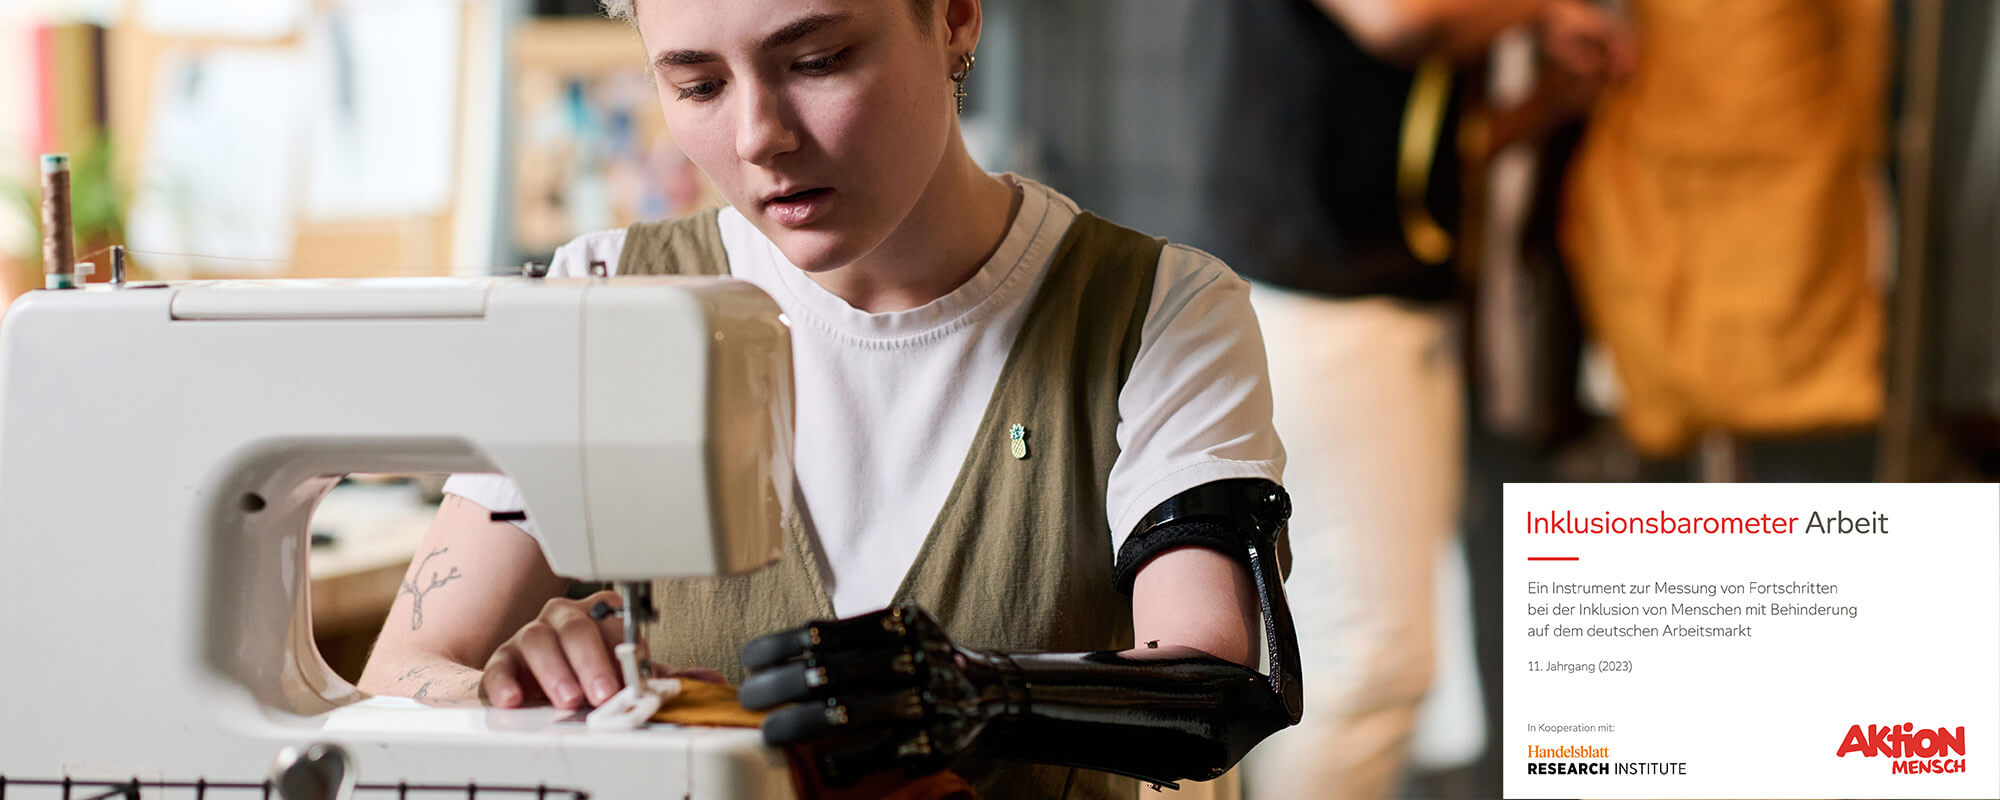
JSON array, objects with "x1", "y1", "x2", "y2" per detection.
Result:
[
  {"x1": 480, "y1": 592, "x2": 669, "y2": 709},
  {"x1": 482, "y1": 647, "x2": 531, "y2": 708},
  {"x1": 517, "y1": 621, "x2": 586, "y2": 708},
  {"x1": 578, "y1": 588, "x2": 661, "y2": 698},
  {"x1": 553, "y1": 605, "x2": 624, "y2": 705}
]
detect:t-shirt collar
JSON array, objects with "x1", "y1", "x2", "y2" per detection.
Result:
[{"x1": 767, "y1": 173, "x2": 1057, "y2": 345}]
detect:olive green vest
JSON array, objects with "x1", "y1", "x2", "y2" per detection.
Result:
[{"x1": 621, "y1": 208, "x2": 1162, "y2": 799}]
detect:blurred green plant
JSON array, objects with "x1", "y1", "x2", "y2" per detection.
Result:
[{"x1": 7, "y1": 132, "x2": 129, "y2": 287}]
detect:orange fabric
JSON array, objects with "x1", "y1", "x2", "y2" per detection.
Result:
[
  {"x1": 1560, "y1": 0, "x2": 1887, "y2": 455},
  {"x1": 648, "y1": 679, "x2": 770, "y2": 729},
  {"x1": 648, "y1": 683, "x2": 978, "y2": 799}
]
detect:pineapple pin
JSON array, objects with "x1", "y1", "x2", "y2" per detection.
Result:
[{"x1": 1009, "y1": 424, "x2": 1028, "y2": 460}]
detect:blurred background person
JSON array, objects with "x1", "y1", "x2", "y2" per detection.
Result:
[{"x1": 1559, "y1": 0, "x2": 1889, "y2": 477}]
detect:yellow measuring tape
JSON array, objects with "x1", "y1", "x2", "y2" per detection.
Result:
[{"x1": 1396, "y1": 55, "x2": 1455, "y2": 266}]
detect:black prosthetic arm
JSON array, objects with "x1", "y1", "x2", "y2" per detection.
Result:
[
  {"x1": 971, "y1": 646, "x2": 1294, "y2": 784},
  {"x1": 737, "y1": 479, "x2": 1303, "y2": 788}
]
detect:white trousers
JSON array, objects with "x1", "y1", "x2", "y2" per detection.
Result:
[{"x1": 1241, "y1": 285, "x2": 1467, "y2": 800}]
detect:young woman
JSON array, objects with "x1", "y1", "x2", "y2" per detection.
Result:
[{"x1": 360, "y1": 1, "x2": 1299, "y2": 796}]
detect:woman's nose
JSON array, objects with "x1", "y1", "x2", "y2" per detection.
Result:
[{"x1": 735, "y1": 81, "x2": 800, "y2": 166}]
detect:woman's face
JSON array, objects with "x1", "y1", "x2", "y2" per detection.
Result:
[{"x1": 635, "y1": 0, "x2": 955, "y2": 272}]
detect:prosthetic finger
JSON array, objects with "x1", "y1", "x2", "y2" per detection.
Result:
[
  {"x1": 741, "y1": 609, "x2": 910, "y2": 670},
  {"x1": 759, "y1": 688, "x2": 927, "y2": 746},
  {"x1": 739, "y1": 643, "x2": 917, "y2": 709}
]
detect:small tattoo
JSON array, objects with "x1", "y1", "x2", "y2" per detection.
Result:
[
  {"x1": 401, "y1": 664, "x2": 429, "y2": 680},
  {"x1": 1145, "y1": 640, "x2": 1159, "y2": 649},
  {"x1": 400, "y1": 548, "x2": 463, "y2": 630},
  {"x1": 413, "y1": 680, "x2": 434, "y2": 700}
]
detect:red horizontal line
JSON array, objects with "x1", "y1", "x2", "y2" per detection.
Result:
[{"x1": 1528, "y1": 557, "x2": 1580, "y2": 561}]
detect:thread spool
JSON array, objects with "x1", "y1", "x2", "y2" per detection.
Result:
[{"x1": 41, "y1": 154, "x2": 77, "y2": 290}]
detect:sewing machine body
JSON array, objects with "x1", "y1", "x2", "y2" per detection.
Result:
[{"x1": 0, "y1": 277, "x2": 796, "y2": 798}]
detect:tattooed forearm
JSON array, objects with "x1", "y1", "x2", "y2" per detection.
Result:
[
  {"x1": 399, "y1": 547, "x2": 463, "y2": 630},
  {"x1": 394, "y1": 660, "x2": 483, "y2": 700}
]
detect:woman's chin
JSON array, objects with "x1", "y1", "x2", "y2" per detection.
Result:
[{"x1": 765, "y1": 228, "x2": 866, "y2": 274}]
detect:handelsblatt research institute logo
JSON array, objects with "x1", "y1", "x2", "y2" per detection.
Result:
[{"x1": 1836, "y1": 723, "x2": 1968, "y2": 774}]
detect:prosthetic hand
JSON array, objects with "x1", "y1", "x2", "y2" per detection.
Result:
[{"x1": 738, "y1": 479, "x2": 1302, "y2": 788}]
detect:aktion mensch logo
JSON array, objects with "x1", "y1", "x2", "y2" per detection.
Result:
[{"x1": 1836, "y1": 723, "x2": 1968, "y2": 774}]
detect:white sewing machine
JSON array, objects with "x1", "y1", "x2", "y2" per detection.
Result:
[{"x1": 0, "y1": 276, "x2": 798, "y2": 799}]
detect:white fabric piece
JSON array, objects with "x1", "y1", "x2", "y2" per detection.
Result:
[
  {"x1": 1238, "y1": 285, "x2": 1466, "y2": 800},
  {"x1": 445, "y1": 176, "x2": 1283, "y2": 616}
]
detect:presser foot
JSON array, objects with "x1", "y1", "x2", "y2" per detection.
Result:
[{"x1": 585, "y1": 641, "x2": 682, "y2": 729}]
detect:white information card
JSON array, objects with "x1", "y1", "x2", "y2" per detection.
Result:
[{"x1": 1503, "y1": 483, "x2": 2000, "y2": 799}]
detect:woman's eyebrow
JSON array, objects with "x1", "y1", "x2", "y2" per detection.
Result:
[
  {"x1": 760, "y1": 13, "x2": 851, "y2": 50},
  {"x1": 652, "y1": 13, "x2": 852, "y2": 72},
  {"x1": 656, "y1": 49, "x2": 718, "y2": 69}
]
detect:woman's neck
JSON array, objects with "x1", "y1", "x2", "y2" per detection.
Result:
[{"x1": 805, "y1": 136, "x2": 1019, "y2": 313}]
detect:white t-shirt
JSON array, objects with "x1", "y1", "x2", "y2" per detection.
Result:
[{"x1": 446, "y1": 175, "x2": 1284, "y2": 616}]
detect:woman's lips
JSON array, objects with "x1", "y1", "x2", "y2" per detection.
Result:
[{"x1": 765, "y1": 187, "x2": 834, "y2": 227}]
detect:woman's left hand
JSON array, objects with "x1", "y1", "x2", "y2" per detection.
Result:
[{"x1": 738, "y1": 603, "x2": 1000, "y2": 786}]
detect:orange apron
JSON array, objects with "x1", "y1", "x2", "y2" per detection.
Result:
[{"x1": 1560, "y1": 0, "x2": 1888, "y2": 455}]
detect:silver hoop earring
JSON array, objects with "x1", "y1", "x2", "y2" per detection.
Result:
[{"x1": 950, "y1": 52, "x2": 976, "y2": 115}]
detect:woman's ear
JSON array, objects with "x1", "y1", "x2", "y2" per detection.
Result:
[{"x1": 942, "y1": 0, "x2": 982, "y2": 59}]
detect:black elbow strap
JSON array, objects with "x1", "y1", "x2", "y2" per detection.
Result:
[
  {"x1": 1113, "y1": 519, "x2": 1240, "y2": 595},
  {"x1": 1113, "y1": 478, "x2": 1292, "y2": 595}
]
